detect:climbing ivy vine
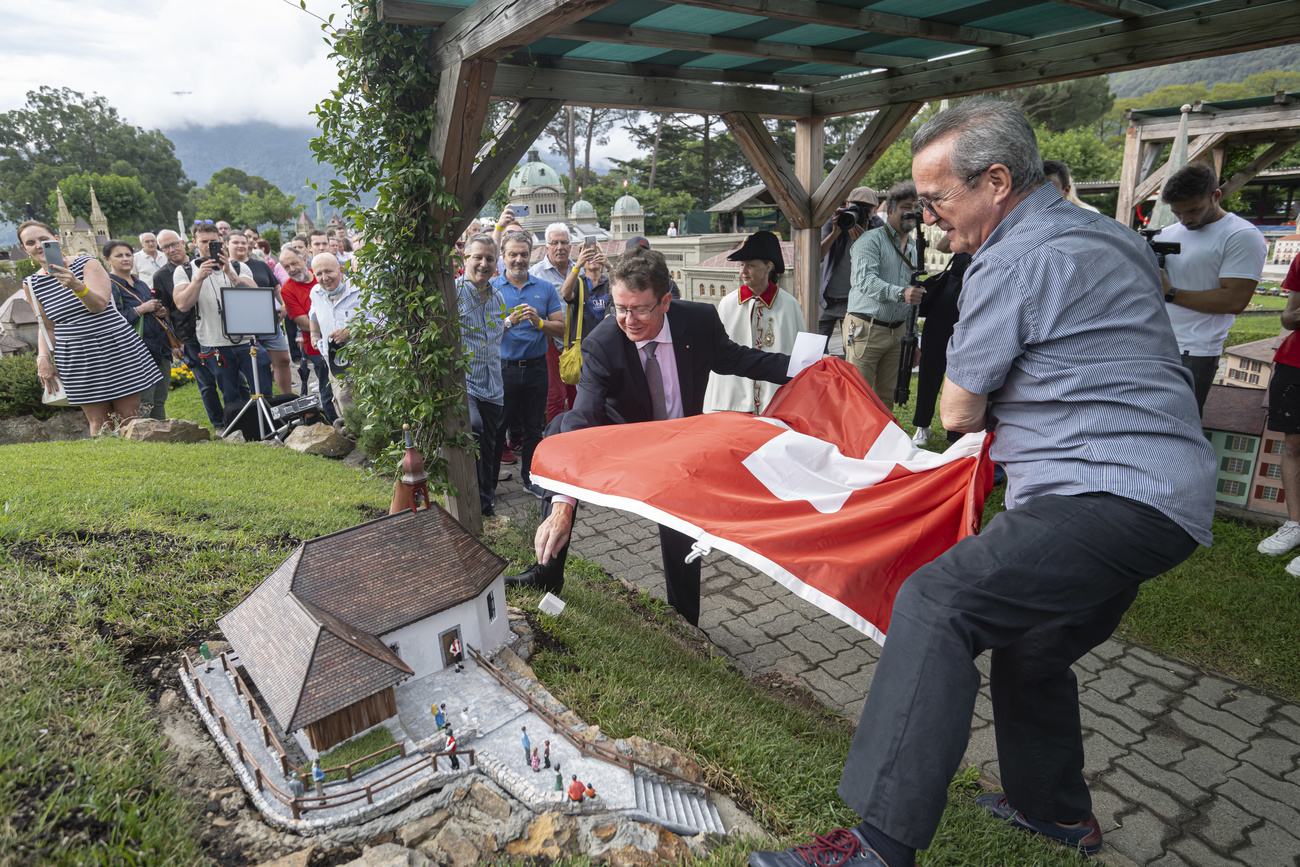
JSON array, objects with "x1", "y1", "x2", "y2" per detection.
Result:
[{"x1": 309, "y1": 3, "x2": 473, "y2": 485}]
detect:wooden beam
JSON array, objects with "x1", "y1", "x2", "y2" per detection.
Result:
[
  {"x1": 672, "y1": 0, "x2": 1023, "y2": 47},
  {"x1": 1219, "y1": 137, "x2": 1300, "y2": 198},
  {"x1": 1124, "y1": 103, "x2": 1300, "y2": 140},
  {"x1": 793, "y1": 117, "x2": 824, "y2": 332},
  {"x1": 430, "y1": 59, "x2": 498, "y2": 211},
  {"x1": 460, "y1": 98, "x2": 565, "y2": 232},
  {"x1": 502, "y1": 54, "x2": 834, "y2": 87},
  {"x1": 559, "y1": 19, "x2": 903, "y2": 69},
  {"x1": 723, "y1": 112, "x2": 812, "y2": 229},
  {"x1": 1115, "y1": 122, "x2": 1143, "y2": 226},
  {"x1": 1130, "y1": 132, "x2": 1230, "y2": 205},
  {"x1": 491, "y1": 64, "x2": 814, "y2": 118},
  {"x1": 1045, "y1": 0, "x2": 1162, "y2": 20},
  {"x1": 810, "y1": 101, "x2": 923, "y2": 228},
  {"x1": 811, "y1": 0, "x2": 1300, "y2": 117},
  {"x1": 426, "y1": 0, "x2": 620, "y2": 67}
]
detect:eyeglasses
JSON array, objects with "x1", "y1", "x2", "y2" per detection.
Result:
[
  {"x1": 546, "y1": 240, "x2": 570, "y2": 247},
  {"x1": 611, "y1": 296, "x2": 664, "y2": 320},
  {"x1": 916, "y1": 168, "x2": 988, "y2": 219},
  {"x1": 160, "y1": 241, "x2": 183, "y2": 251}
]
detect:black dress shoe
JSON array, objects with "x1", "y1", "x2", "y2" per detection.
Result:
[{"x1": 505, "y1": 564, "x2": 545, "y2": 587}]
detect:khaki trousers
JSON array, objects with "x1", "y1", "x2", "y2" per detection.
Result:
[{"x1": 845, "y1": 312, "x2": 904, "y2": 408}]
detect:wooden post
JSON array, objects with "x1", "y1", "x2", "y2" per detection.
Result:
[
  {"x1": 236, "y1": 740, "x2": 244, "y2": 763},
  {"x1": 1115, "y1": 123, "x2": 1143, "y2": 227},
  {"x1": 248, "y1": 699, "x2": 256, "y2": 721},
  {"x1": 205, "y1": 695, "x2": 215, "y2": 716},
  {"x1": 793, "y1": 117, "x2": 824, "y2": 332},
  {"x1": 255, "y1": 768, "x2": 264, "y2": 792},
  {"x1": 281, "y1": 755, "x2": 291, "y2": 777},
  {"x1": 220, "y1": 653, "x2": 229, "y2": 672},
  {"x1": 366, "y1": 785, "x2": 374, "y2": 805},
  {"x1": 263, "y1": 725, "x2": 272, "y2": 748}
]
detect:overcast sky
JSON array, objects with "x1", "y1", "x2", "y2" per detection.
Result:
[{"x1": 2, "y1": 0, "x2": 636, "y2": 164}]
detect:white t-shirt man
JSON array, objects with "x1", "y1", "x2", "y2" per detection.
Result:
[
  {"x1": 189, "y1": 261, "x2": 255, "y2": 348},
  {"x1": 1157, "y1": 213, "x2": 1267, "y2": 356}
]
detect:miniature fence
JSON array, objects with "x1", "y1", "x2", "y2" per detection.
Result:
[
  {"x1": 465, "y1": 644, "x2": 713, "y2": 792},
  {"x1": 183, "y1": 651, "x2": 474, "y2": 820}
]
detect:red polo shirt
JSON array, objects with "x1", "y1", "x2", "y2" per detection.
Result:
[
  {"x1": 1273, "y1": 255, "x2": 1300, "y2": 368},
  {"x1": 281, "y1": 276, "x2": 321, "y2": 356}
]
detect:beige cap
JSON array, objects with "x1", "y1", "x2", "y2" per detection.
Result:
[{"x1": 847, "y1": 186, "x2": 879, "y2": 206}]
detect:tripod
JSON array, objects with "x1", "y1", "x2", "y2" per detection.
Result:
[
  {"x1": 222, "y1": 343, "x2": 281, "y2": 441},
  {"x1": 894, "y1": 216, "x2": 929, "y2": 406}
]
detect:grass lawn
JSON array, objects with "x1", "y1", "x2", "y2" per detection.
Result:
[
  {"x1": 1225, "y1": 313, "x2": 1282, "y2": 348},
  {"x1": 315, "y1": 726, "x2": 398, "y2": 784}
]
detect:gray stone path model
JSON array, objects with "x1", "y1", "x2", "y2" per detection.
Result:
[{"x1": 493, "y1": 474, "x2": 1300, "y2": 867}]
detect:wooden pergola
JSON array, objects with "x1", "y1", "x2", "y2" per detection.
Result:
[
  {"x1": 1115, "y1": 91, "x2": 1300, "y2": 228},
  {"x1": 370, "y1": 0, "x2": 1300, "y2": 528}
]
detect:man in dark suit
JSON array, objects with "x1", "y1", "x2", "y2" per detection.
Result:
[{"x1": 509, "y1": 247, "x2": 792, "y2": 626}]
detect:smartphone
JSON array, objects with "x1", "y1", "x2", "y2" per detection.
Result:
[
  {"x1": 42, "y1": 240, "x2": 66, "y2": 271},
  {"x1": 208, "y1": 240, "x2": 224, "y2": 262},
  {"x1": 582, "y1": 237, "x2": 595, "y2": 252},
  {"x1": 511, "y1": 204, "x2": 530, "y2": 218}
]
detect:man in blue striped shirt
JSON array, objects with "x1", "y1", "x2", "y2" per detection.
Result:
[
  {"x1": 457, "y1": 234, "x2": 507, "y2": 516},
  {"x1": 751, "y1": 99, "x2": 1217, "y2": 867}
]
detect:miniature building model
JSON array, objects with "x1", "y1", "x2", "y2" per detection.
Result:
[
  {"x1": 1274, "y1": 231, "x2": 1300, "y2": 265},
  {"x1": 296, "y1": 211, "x2": 316, "y2": 235},
  {"x1": 1202, "y1": 384, "x2": 1270, "y2": 510},
  {"x1": 56, "y1": 186, "x2": 110, "y2": 260},
  {"x1": 610, "y1": 195, "x2": 644, "y2": 240},
  {"x1": 508, "y1": 149, "x2": 566, "y2": 239},
  {"x1": 219, "y1": 506, "x2": 510, "y2": 755}
]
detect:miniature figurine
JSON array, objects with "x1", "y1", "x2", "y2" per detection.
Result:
[
  {"x1": 543, "y1": 740, "x2": 551, "y2": 768},
  {"x1": 568, "y1": 774, "x2": 585, "y2": 803},
  {"x1": 434, "y1": 702, "x2": 446, "y2": 731},
  {"x1": 311, "y1": 758, "x2": 325, "y2": 797},
  {"x1": 554, "y1": 763, "x2": 563, "y2": 792},
  {"x1": 287, "y1": 773, "x2": 305, "y2": 800},
  {"x1": 585, "y1": 782, "x2": 597, "y2": 800},
  {"x1": 532, "y1": 747, "x2": 541, "y2": 772},
  {"x1": 446, "y1": 729, "x2": 460, "y2": 770},
  {"x1": 521, "y1": 725, "x2": 530, "y2": 764},
  {"x1": 449, "y1": 636, "x2": 464, "y2": 672},
  {"x1": 460, "y1": 706, "x2": 470, "y2": 729}
]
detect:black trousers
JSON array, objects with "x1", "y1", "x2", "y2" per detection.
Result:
[
  {"x1": 533, "y1": 498, "x2": 704, "y2": 625},
  {"x1": 501, "y1": 360, "x2": 548, "y2": 486},
  {"x1": 911, "y1": 319, "x2": 954, "y2": 430},
  {"x1": 469, "y1": 395, "x2": 503, "y2": 515},
  {"x1": 837, "y1": 492, "x2": 1198, "y2": 850},
  {"x1": 1180, "y1": 352, "x2": 1217, "y2": 416}
]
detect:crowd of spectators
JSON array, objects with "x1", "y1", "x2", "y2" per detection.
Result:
[{"x1": 16, "y1": 219, "x2": 361, "y2": 435}]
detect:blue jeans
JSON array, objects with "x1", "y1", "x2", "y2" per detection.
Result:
[
  {"x1": 183, "y1": 342, "x2": 224, "y2": 427},
  {"x1": 500, "y1": 358, "x2": 548, "y2": 486},
  {"x1": 468, "y1": 395, "x2": 504, "y2": 515},
  {"x1": 213, "y1": 343, "x2": 273, "y2": 407},
  {"x1": 303, "y1": 354, "x2": 337, "y2": 423}
]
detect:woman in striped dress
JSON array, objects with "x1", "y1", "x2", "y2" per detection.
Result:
[{"x1": 19, "y1": 221, "x2": 162, "y2": 435}]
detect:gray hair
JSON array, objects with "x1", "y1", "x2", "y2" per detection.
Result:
[
  {"x1": 465, "y1": 232, "x2": 498, "y2": 258},
  {"x1": 911, "y1": 97, "x2": 1044, "y2": 194},
  {"x1": 544, "y1": 222, "x2": 570, "y2": 241},
  {"x1": 278, "y1": 247, "x2": 302, "y2": 263},
  {"x1": 502, "y1": 230, "x2": 533, "y2": 253}
]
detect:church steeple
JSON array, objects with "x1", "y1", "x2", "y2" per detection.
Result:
[
  {"x1": 56, "y1": 186, "x2": 73, "y2": 234},
  {"x1": 389, "y1": 423, "x2": 431, "y2": 515},
  {"x1": 88, "y1": 186, "x2": 109, "y2": 240}
]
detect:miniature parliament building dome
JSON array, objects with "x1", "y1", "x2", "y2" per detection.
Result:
[
  {"x1": 508, "y1": 149, "x2": 565, "y2": 238},
  {"x1": 570, "y1": 199, "x2": 597, "y2": 220},
  {"x1": 611, "y1": 194, "x2": 644, "y2": 240}
]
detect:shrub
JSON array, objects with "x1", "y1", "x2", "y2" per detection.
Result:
[{"x1": 0, "y1": 354, "x2": 64, "y2": 420}]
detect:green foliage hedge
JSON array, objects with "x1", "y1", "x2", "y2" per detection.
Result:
[{"x1": 0, "y1": 354, "x2": 63, "y2": 420}]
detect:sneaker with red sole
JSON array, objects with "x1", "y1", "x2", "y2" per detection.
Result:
[
  {"x1": 975, "y1": 792, "x2": 1103, "y2": 855},
  {"x1": 500, "y1": 445, "x2": 517, "y2": 465}
]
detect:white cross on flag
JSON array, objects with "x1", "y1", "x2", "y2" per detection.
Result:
[{"x1": 531, "y1": 359, "x2": 995, "y2": 645}]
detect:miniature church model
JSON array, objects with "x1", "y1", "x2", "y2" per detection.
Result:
[
  {"x1": 219, "y1": 433, "x2": 510, "y2": 757},
  {"x1": 56, "y1": 186, "x2": 110, "y2": 260}
]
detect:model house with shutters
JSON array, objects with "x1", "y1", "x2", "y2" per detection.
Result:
[
  {"x1": 1202, "y1": 385, "x2": 1270, "y2": 509},
  {"x1": 218, "y1": 506, "x2": 510, "y2": 757}
]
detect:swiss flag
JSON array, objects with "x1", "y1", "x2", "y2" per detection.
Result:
[{"x1": 531, "y1": 359, "x2": 995, "y2": 644}]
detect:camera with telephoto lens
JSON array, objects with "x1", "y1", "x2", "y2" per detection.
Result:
[
  {"x1": 836, "y1": 202, "x2": 874, "y2": 229},
  {"x1": 1139, "y1": 229, "x2": 1180, "y2": 269}
]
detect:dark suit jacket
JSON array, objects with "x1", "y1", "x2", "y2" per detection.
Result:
[
  {"x1": 555, "y1": 299, "x2": 792, "y2": 434},
  {"x1": 153, "y1": 261, "x2": 198, "y2": 345}
]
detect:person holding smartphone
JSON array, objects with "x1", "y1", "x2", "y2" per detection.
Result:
[{"x1": 17, "y1": 221, "x2": 161, "y2": 435}]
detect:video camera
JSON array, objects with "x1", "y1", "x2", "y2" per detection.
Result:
[
  {"x1": 900, "y1": 211, "x2": 924, "y2": 223},
  {"x1": 1139, "y1": 229, "x2": 1180, "y2": 269},
  {"x1": 836, "y1": 202, "x2": 876, "y2": 230}
]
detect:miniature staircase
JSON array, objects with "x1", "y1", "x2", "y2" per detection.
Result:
[{"x1": 632, "y1": 774, "x2": 726, "y2": 837}]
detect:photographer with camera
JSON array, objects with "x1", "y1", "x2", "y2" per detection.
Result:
[
  {"x1": 818, "y1": 187, "x2": 881, "y2": 342},
  {"x1": 172, "y1": 224, "x2": 270, "y2": 411},
  {"x1": 1155, "y1": 163, "x2": 1267, "y2": 413},
  {"x1": 843, "y1": 182, "x2": 925, "y2": 410}
]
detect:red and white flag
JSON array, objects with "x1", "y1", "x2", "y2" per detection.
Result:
[{"x1": 531, "y1": 359, "x2": 994, "y2": 645}]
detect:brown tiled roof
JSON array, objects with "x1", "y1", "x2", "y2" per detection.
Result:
[
  {"x1": 219, "y1": 507, "x2": 504, "y2": 733},
  {"x1": 0, "y1": 296, "x2": 37, "y2": 325},
  {"x1": 1202, "y1": 385, "x2": 1268, "y2": 436}
]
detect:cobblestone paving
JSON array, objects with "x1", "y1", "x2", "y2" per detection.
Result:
[{"x1": 494, "y1": 475, "x2": 1300, "y2": 867}]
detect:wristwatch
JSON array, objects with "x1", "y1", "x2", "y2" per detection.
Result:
[{"x1": 1164, "y1": 286, "x2": 1177, "y2": 303}]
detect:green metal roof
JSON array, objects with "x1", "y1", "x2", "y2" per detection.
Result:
[{"x1": 1129, "y1": 92, "x2": 1300, "y2": 120}]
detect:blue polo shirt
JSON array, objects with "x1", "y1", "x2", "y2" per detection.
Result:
[
  {"x1": 946, "y1": 184, "x2": 1216, "y2": 546},
  {"x1": 493, "y1": 273, "x2": 563, "y2": 361}
]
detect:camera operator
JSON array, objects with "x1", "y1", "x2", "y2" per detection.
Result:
[
  {"x1": 1155, "y1": 163, "x2": 1267, "y2": 413},
  {"x1": 172, "y1": 224, "x2": 270, "y2": 409},
  {"x1": 818, "y1": 187, "x2": 881, "y2": 342},
  {"x1": 844, "y1": 182, "x2": 925, "y2": 410}
]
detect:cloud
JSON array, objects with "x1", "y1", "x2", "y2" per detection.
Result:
[{"x1": 1, "y1": 0, "x2": 349, "y2": 131}]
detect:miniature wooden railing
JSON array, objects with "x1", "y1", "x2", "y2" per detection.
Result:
[
  {"x1": 220, "y1": 652, "x2": 294, "y2": 773},
  {"x1": 296, "y1": 741, "x2": 407, "y2": 784},
  {"x1": 183, "y1": 651, "x2": 474, "y2": 819},
  {"x1": 465, "y1": 644, "x2": 713, "y2": 792}
]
